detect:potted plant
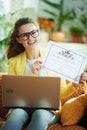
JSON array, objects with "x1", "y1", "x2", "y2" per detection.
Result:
[
  {"x1": 69, "y1": 26, "x2": 84, "y2": 43},
  {"x1": 38, "y1": 17, "x2": 55, "y2": 42},
  {"x1": 41, "y1": 0, "x2": 75, "y2": 42},
  {"x1": 79, "y1": 14, "x2": 87, "y2": 43}
]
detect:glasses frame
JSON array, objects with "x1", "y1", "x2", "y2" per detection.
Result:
[{"x1": 17, "y1": 29, "x2": 39, "y2": 41}]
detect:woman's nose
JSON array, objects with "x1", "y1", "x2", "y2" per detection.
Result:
[{"x1": 27, "y1": 34, "x2": 34, "y2": 40}]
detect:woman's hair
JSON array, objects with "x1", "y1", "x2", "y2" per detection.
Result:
[{"x1": 7, "y1": 17, "x2": 38, "y2": 59}]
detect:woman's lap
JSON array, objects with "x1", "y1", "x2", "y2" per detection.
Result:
[{"x1": 0, "y1": 108, "x2": 59, "y2": 130}]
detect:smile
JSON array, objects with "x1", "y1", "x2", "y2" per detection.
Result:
[{"x1": 27, "y1": 41, "x2": 35, "y2": 45}]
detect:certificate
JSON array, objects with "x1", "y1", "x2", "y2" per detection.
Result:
[{"x1": 42, "y1": 41, "x2": 87, "y2": 83}]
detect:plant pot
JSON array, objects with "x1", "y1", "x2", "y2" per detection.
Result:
[
  {"x1": 49, "y1": 31, "x2": 66, "y2": 43},
  {"x1": 70, "y1": 33, "x2": 83, "y2": 43},
  {"x1": 82, "y1": 34, "x2": 87, "y2": 43}
]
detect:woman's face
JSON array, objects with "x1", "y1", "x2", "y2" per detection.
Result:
[{"x1": 17, "y1": 23, "x2": 39, "y2": 49}]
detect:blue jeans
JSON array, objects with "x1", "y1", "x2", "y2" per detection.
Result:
[{"x1": 0, "y1": 108, "x2": 59, "y2": 130}]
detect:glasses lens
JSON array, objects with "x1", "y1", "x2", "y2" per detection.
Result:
[
  {"x1": 19, "y1": 33, "x2": 28, "y2": 41},
  {"x1": 31, "y1": 30, "x2": 39, "y2": 38}
]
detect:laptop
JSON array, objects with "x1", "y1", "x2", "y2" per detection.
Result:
[{"x1": 1, "y1": 75, "x2": 60, "y2": 110}]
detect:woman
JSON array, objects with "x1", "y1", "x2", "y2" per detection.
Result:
[
  {"x1": 0, "y1": 17, "x2": 87, "y2": 130},
  {"x1": 0, "y1": 17, "x2": 59, "y2": 130}
]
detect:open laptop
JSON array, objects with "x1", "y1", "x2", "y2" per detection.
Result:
[{"x1": 1, "y1": 75, "x2": 60, "y2": 110}]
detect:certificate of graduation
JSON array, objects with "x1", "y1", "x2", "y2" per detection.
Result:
[{"x1": 42, "y1": 41, "x2": 87, "y2": 83}]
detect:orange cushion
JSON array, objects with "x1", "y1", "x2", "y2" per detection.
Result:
[
  {"x1": 47, "y1": 123, "x2": 86, "y2": 130},
  {"x1": 60, "y1": 94, "x2": 87, "y2": 126}
]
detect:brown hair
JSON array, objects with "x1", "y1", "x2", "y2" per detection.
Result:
[{"x1": 7, "y1": 17, "x2": 38, "y2": 59}]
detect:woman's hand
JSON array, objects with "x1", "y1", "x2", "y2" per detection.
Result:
[
  {"x1": 72, "y1": 72, "x2": 87, "y2": 88},
  {"x1": 79, "y1": 72, "x2": 87, "y2": 86},
  {"x1": 31, "y1": 61, "x2": 42, "y2": 75}
]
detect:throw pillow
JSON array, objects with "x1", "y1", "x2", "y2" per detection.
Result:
[
  {"x1": 60, "y1": 94, "x2": 87, "y2": 126},
  {"x1": 47, "y1": 124, "x2": 86, "y2": 130}
]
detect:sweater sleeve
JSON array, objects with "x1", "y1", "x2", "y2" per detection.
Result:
[{"x1": 8, "y1": 58, "x2": 17, "y2": 75}]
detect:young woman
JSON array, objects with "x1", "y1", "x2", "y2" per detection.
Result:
[
  {"x1": 0, "y1": 17, "x2": 87, "y2": 130},
  {"x1": 0, "y1": 17, "x2": 59, "y2": 130}
]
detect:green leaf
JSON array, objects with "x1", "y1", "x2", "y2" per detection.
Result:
[
  {"x1": 43, "y1": 9, "x2": 57, "y2": 17},
  {"x1": 60, "y1": 12, "x2": 75, "y2": 23},
  {"x1": 41, "y1": 0, "x2": 60, "y2": 10}
]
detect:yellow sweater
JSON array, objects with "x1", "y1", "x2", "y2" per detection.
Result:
[{"x1": 8, "y1": 50, "x2": 43, "y2": 75}]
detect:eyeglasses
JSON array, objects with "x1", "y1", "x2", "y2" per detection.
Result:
[{"x1": 17, "y1": 29, "x2": 39, "y2": 41}]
